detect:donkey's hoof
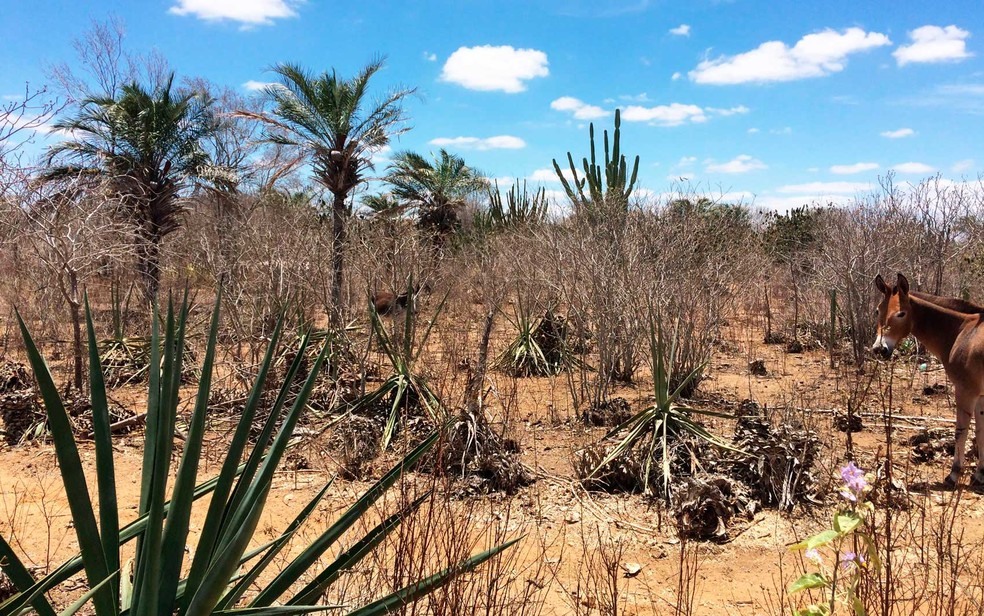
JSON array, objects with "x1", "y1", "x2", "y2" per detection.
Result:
[
  {"x1": 944, "y1": 472, "x2": 960, "y2": 488},
  {"x1": 971, "y1": 470, "x2": 984, "y2": 490}
]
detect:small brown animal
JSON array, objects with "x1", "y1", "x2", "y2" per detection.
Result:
[{"x1": 372, "y1": 285, "x2": 418, "y2": 316}]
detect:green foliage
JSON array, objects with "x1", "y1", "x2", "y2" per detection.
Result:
[
  {"x1": 552, "y1": 108, "x2": 639, "y2": 222},
  {"x1": 478, "y1": 179, "x2": 549, "y2": 230},
  {"x1": 350, "y1": 279, "x2": 449, "y2": 450},
  {"x1": 789, "y1": 463, "x2": 879, "y2": 616},
  {"x1": 763, "y1": 205, "x2": 823, "y2": 266},
  {"x1": 241, "y1": 59, "x2": 415, "y2": 325},
  {"x1": 495, "y1": 303, "x2": 580, "y2": 377},
  {"x1": 361, "y1": 192, "x2": 402, "y2": 215},
  {"x1": 0, "y1": 292, "x2": 517, "y2": 615},
  {"x1": 385, "y1": 149, "x2": 488, "y2": 235},
  {"x1": 45, "y1": 74, "x2": 226, "y2": 298},
  {"x1": 249, "y1": 60, "x2": 414, "y2": 200},
  {"x1": 582, "y1": 314, "x2": 740, "y2": 501}
]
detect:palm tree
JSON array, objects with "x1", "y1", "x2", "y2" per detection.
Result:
[
  {"x1": 241, "y1": 60, "x2": 414, "y2": 326},
  {"x1": 386, "y1": 149, "x2": 488, "y2": 235},
  {"x1": 46, "y1": 74, "x2": 222, "y2": 300}
]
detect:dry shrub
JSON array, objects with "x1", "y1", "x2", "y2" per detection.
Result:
[
  {"x1": 580, "y1": 397, "x2": 632, "y2": 427},
  {"x1": 728, "y1": 402, "x2": 822, "y2": 510},
  {"x1": 672, "y1": 473, "x2": 755, "y2": 541},
  {"x1": 326, "y1": 413, "x2": 385, "y2": 480},
  {"x1": 0, "y1": 570, "x2": 14, "y2": 605},
  {"x1": 573, "y1": 444, "x2": 647, "y2": 494},
  {"x1": 574, "y1": 430, "x2": 712, "y2": 498},
  {"x1": 436, "y1": 413, "x2": 531, "y2": 495}
]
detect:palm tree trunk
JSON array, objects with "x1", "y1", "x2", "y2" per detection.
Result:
[
  {"x1": 330, "y1": 192, "x2": 347, "y2": 328},
  {"x1": 136, "y1": 234, "x2": 162, "y2": 303}
]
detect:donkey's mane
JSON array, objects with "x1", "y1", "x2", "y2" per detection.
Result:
[{"x1": 911, "y1": 290, "x2": 984, "y2": 315}]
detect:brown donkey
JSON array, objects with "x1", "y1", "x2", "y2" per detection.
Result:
[{"x1": 872, "y1": 273, "x2": 984, "y2": 486}]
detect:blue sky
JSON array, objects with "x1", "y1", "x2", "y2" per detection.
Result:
[{"x1": 3, "y1": 0, "x2": 983, "y2": 211}]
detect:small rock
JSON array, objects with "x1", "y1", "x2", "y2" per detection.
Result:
[{"x1": 622, "y1": 562, "x2": 643, "y2": 578}]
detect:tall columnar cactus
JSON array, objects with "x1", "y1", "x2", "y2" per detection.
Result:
[{"x1": 552, "y1": 109, "x2": 640, "y2": 220}]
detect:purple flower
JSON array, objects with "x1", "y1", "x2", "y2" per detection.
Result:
[
  {"x1": 840, "y1": 462, "x2": 868, "y2": 501},
  {"x1": 805, "y1": 548, "x2": 822, "y2": 564},
  {"x1": 840, "y1": 550, "x2": 866, "y2": 569}
]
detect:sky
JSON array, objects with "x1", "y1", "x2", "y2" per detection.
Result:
[{"x1": 2, "y1": 0, "x2": 983, "y2": 211}]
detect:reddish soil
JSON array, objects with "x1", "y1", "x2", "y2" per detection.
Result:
[{"x1": 3, "y1": 318, "x2": 984, "y2": 615}]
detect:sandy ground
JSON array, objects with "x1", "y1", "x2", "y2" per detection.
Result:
[{"x1": 3, "y1": 319, "x2": 984, "y2": 615}]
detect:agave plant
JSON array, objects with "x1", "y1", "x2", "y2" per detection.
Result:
[
  {"x1": 350, "y1": 281, "x2": 448, "y2": 450},
  {"x1": 0, "y1": 292, "x2": 517, "y2": 616},
  {"x1": 585, "y1": 314, "x2": 742, "y2": 501},
  {"x1": 496, "y1": 298, "x2": 581, "y2": 378}
]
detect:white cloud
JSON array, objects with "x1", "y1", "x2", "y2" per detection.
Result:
[
  {"x1": 777, "y1": 181, "x2": 872, "y2": 194},
  {"x1": 670, "y1": 24, "x2": 691, "y2": 37},
  {"x1": 705, "y1": 155, "x2": 767, "y2": 174},
  {"x1": 620, "y1": 103, "x2": 747, "y2": 126},
  {"x1": 428, "y1": 135, "x2": 526, "y2": 150},
  {"x1": 756, "y1": 194, "x2": 855, "y2": 212},
  {"x1": 168, "y1": 0, "x2": 301, "y2": 26},
  {"x1": 423, "y1": 52, "x2": 438, "y2": 62},
  {"x1": 553, "y1": 98, "x2": 746, "y2": 126},
  {"x1": 894, "y1": 25, "x2": 972, "y2": 66},
  {"x1": 689, "y1": 27, "x2": 891, "y2": 84},
  {"x1": 440, "y1": 45, "x2": 549, "y2": 93},
  {"x1": 530, "y1": 167, "x2": 577, "y2": 183},
  {"x1": 370, "y1": 144, "x2": 392, "y2": 166},
  {"x1": 830, "y1": 162, "x2": 880, "y2": 175},
  {"x1": 952, "y1": 159, "x2": 976, "y2": 174},
  {"x1": 747, "y1": 127, "x2": 760, "y2": 134},
  {"x1": 893, "y1": 161, "x2": 936, "y2": 174},
  {"x1": 619, "y1": 92, "x2": 651, "y2": 103},
  {"x1": 707, "y1": 105, "x2": 750, "y2": 116},
  {"x1": 242, "y1": 80, "x2": 278, "y2": 91},
  {"x1": 671, "y1": 71, "x2": 682, "y2": 81},
  {"x1": 623, "y1": 103, "x2": 706, "y2": 125},
  {"x1": 771, "y1": 126, "x2": 793, "y2": 135},
  {"x1": 881, "y1": 127, "x2": 914, "y2": 138},
  {"x1": 550, "y1": 96, "x2": 609, "y2": 120}
]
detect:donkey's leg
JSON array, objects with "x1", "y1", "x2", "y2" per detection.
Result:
[
  {"x1": 972, "y1": 396, "x2": 984, "y2": 486},
  {"x1": 946, "y1": 389, "x2": 975, "y2": 486}
]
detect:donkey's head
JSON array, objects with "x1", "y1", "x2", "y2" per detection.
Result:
[{"x1": 872, "y1": 272, "x2": 913, "y2": 359}]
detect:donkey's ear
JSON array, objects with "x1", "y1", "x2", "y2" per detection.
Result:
[
  {"x1": 896, "y1": 272, "x2": 910, "y2": 297},
  {"x1": 874, "y1": 274, "x2": 889, "y2": 294}
]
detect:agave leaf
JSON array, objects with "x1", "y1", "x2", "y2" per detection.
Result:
[
  {"x1": 134, "y1": 300, "x2": 186, "y2": 616},
  {"x1": 58, "y1": 572, "x2": 117, "y2": 616},
  {"x1": 16, "y1": 310, "x2": 115, "y2": 616},
  {"x1": 214, "y1": 607, "x2": 342, "y2": 616},
  {"x1": 250, "y1": 431, "x2": 440, "y2": 607},
  {"x1": 219, "y1": 481, "x2": 334, "y2": 610},
  {"x1": 84, "y1": 294, "x2": 120, "y2": 603},
  {"x1": 287, "y1": 493, "x2": 430, "y2": 606},
  {"x1": 220, "y1": 333, "x2": 311, "y2": 551},
  {"x1": 0, "y1": 532, "x2": 57, "y2": 616},
  {"x1": 343, "y1": 536, "x2": 523, "y2": 616},
  {"x1": 183, "y1": 314, "x2": 284, "y2": 608},
  {"x1": 157, "y1": 291, "x2": 222, "y2": 614},
  {"x1": 186, "y1": 340, "x2": 330, "y2": 616},
  {"x1": 410, "y1": 289, "x2": 449, "y2": 365},
  {"x1": 130, "y1": 303, "x2": 164, "y2": 616}
]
